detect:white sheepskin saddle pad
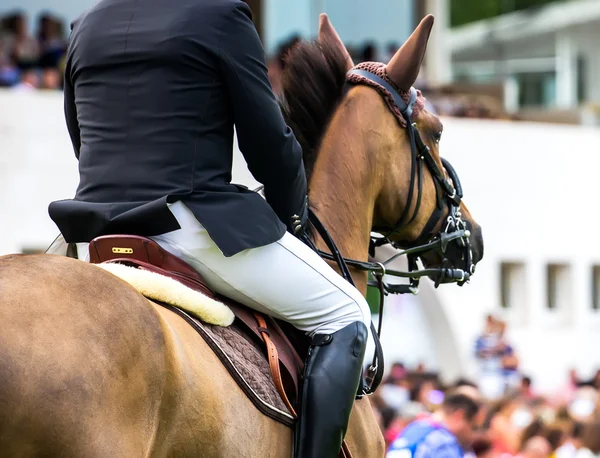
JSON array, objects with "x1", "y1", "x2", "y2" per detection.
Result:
[{"x1": 97, "y1": 262, "x2": 234, "y2": 327}]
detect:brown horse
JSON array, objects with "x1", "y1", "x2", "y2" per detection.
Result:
[{"x1": 0, "y1": 15, "x2": 482, "y2": 457}]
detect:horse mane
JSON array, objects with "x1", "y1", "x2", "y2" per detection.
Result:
[{"x1": 280, "y1": 40, "x2": 349, "y2": 184}]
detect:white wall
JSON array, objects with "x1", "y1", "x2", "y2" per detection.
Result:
[
  {"x1": 436, "y1": 116, "x2": 600, "y2": 391},
  {"x1": 2, "y1": 90, "x2": 600, "y2": 394},
  {"x1": 0, "y1": 90, "x2": 79, "y2": 254}
]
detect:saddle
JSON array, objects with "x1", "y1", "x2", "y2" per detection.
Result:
[{"x1": 88, "y1": 234, "x2": 353, "y2": 457}]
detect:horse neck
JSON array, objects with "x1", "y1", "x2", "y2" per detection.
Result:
[{"x1": 308, "y1": 126, "x2": 379, "y2": 296}]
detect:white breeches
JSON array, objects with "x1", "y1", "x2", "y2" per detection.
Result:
[{"x1": 77, "y1": 201, "x2": 371, "y2": 336}]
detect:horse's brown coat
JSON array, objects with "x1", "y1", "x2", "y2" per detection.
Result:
[{"x1": 0, "y1": 254, "x2": 380, "y2": 457}]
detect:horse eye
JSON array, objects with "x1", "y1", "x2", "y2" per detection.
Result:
[{"x1": 434, "y1": 131, "x2": 442, "y2": 144}]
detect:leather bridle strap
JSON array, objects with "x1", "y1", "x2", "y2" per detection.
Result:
[
  {"x1": 347, "y1": 69, "x2": 460, "y2": 240},
  {"x1": 253, "y1": 312, "x2": 298, "y2": 418},
  {"x1": 347, "y1": 70, "x2": 425, "y2": 231}
]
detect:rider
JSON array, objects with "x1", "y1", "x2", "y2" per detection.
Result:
[
  {"x1": 48, "y1": 0, "x2": 370, "y2": 456},
  {"x1": 386, "y1": 390, "x2": 482, "y2": 458}
]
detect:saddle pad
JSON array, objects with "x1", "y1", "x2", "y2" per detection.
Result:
[
  {"x1": 97, "y1": 262, "x2": 295, "y2": 426},
  {"x1": 97, "y1": 262, "x2": 234, "y2": 326},
  {"x1": 157, "y1": 303, "x2": 295, "y2": 426}
]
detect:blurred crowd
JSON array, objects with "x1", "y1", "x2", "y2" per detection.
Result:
[
  {"x1": 0, "y1": 11, "x2": 66, "y2": 90},
  {"x1": 371, "y1": 314, "x2": 600, "y2": 457},
  {"x1": 0, "y1": 12, "x2": 501, "y2": 119}
]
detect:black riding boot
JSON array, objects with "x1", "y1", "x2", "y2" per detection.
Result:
[{"x1": 294, "y1": 321, "x2": 368, "y2": 458}]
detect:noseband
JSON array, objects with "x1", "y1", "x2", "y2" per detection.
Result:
[{"x1": 347, "y1": 69, "x2": 474, "y2": 289}]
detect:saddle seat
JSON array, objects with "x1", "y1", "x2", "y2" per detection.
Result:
[{"x1": 88, "y1": 234, "x2": 304, "y2": 419}]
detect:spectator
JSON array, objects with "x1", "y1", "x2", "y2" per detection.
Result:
[
  {"x1": 517, "y1": 436, "x2": 553, "y2": 458},
  {"x1": 579, "y1": 370, "x2": 600, "y2": 391},
  {"x1": 487, "y1": 395, "x2": 532, "y2": 455},
  {"x1": 387, "y1": 391, "x2": 483, "y2": 457},
  {"x1": 0, "y1": 11, "x2": 67, "y2": 89},
  {"x1": 555, "y1": 421, "x2": 584, "y2": 458},
  {"x1": 471, "y1": 434, "x2": 495, "y2": 458},
  {"x1": 557, "y1": 370, "x2": 582, "y2": 405},
  {"x1": 576, "y1": 420, "x2": 600, "y2": 458},
  {"x1": 37, "y1": 13, "x2": 67, "y2": 70},
  {"x1": 359, "y1": 42, "x2": 377, "y2": 62},
  {"x1": 497, "y1": 320, "x2": 520, "y2": 392},
  {"x1": 40, "y1": 67, "x2": 60, "y2": 89},
  {"x1": 520, "y1": 417, "x2": 547, "y2": 451},
  {"x1": 476, "y1": 315, "x2": 519, "y2": 400},
  {"x1": 0, "y1": 36, "x2": 19, "y2": 86},
  {"x1": 519, "y1": 377, "x2": 535, "y2": 401},
  {"x1": 377, "y1": 363, "x2": 411, "y2": 412},
  {"x1": 12, "y1": 67, "x2": 38, "y2": 90},
  {"x1": 475, "y1": 315, "x2": 505, "y2": 399},
  {"x1": 6, "y1": 13, "x2": 39, "y2": 70}
]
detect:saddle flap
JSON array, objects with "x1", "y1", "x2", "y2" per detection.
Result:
[
  {"x1": 225, "y1": 301, "x2": 304, "y2": 407},
  {"x1": 88, "y1": 234, "x2": 216, "y2": 299}
]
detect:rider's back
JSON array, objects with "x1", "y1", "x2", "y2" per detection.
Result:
[
  {"x1": 71, "y1": 0, "x2": 234, "y2": 198},
  {"x1": 49, "y1": 0, "x2": 306, "y2": 257}
]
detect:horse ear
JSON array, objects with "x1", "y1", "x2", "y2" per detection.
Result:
[
  {"x1": 386, "y1": 14, "x2": 434, "y2": 92},
  {"x1": 318, "y1": 13, "x2": 354, "y2": 71}
]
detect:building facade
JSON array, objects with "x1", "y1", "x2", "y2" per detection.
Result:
[{"x1": 450, "y1": 0, "x2": 600, "y2": 113}]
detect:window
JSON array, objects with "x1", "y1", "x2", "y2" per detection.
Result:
[
  {"x1": 546, "y1": 264, "x2": 570, "y2": 311},
  {"x1": 577, "y1": 55, "x2": 587, "y2": 104},
  {"x1": 500, "y1": 262, "x2": 526, "y2": 309},
  {"x1": 592, "y1": 266, "x2": 600, "y2": 311},
  {"x1": 517, "y1": 72, "x2": 556, "y2": 108}
]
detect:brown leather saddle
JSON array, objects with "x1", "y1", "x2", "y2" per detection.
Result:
[{"x1": 88, "y1": 234, "x2": 352, "y2": 458}]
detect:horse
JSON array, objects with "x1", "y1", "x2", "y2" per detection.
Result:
[{"x1": 0, "y1": 14, "x2": 483, "y2": 457}]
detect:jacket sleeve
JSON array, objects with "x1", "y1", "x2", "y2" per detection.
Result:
[
  {"x1": 64, "y1": 21, "x2": 81, "y2": 160},
  {"x1": 217, "y1": 1, "x2": 307, "y2": 233}
]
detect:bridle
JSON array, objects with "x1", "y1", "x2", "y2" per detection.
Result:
[
  {"x1": 347, "y1": 69, "x2": 475, "y2": 289},
  {"x1": 314, "y1": 70, "x2": 475, "y2": 394},
  {"x1": 258, "y1": 69, "x2": 476, "y2": 395}
]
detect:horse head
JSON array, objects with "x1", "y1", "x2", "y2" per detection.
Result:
[{"x1": 283, "y1": 14, "x2": 483, "y2": 290}]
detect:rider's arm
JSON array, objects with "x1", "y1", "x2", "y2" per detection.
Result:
[
  {"x1": 217, "y1": 1, "x2": 308, "y2": 233},
  {"x1": 63, "y1": 22, "x2": 81, "y2": 160}
]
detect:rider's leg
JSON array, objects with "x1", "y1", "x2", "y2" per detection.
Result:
[
  {"x1": 150, "y1": 201, "x2": 371, "y2": 335},
  {"x1": 151, "y1": 201, "x2": 370, "y2": 457}
]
